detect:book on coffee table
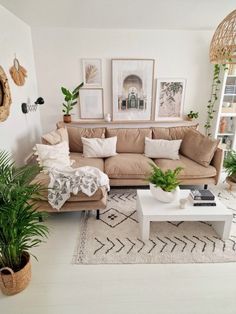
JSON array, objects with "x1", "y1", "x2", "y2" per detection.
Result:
[{"x1": 190, "y1": 189, "x2": 215, "y2": 201}]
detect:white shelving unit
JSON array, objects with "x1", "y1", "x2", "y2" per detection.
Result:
[{"x1": 212, "y1": 65, "x2": 236, "y2": 156}]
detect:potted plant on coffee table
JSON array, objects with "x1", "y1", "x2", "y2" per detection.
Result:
[
  {"x1": 147, "y1": 163, "x2": 183, "y2": 203},
  {"x1": 0, "y1": 151, "x2": 49, "y2": 295},
  {"x1": 61, "y1": 82, "x2": 84, "y2": 123},
  {"x1": 224, "y1": 150, "x2": 236, "y2": 190}
]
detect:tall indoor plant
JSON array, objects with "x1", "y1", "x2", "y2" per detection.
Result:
[
  {"x1": 61, "y1": 82, "x2": 84, "y2": 123},
  {"x1": 224, "y1": 150, "x2": 236, "y2": 183},
  {"x1": 0, "y1": 151, "x2": 48, "y2": 295}
]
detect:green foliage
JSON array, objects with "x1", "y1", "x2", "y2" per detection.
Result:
[
  {"x1": 187, "y1": 110, "x2": 199, "y2": 119},
  {"x1": 0, "y1": 151, "x2": 49, "y2": 272},
  {"x1": 224, "y1": 150, "x2": 236, "y2": 178},
  {"x1": 147, "y1": 163, "x2": 183, "y2": 192},
  {"x1": 61, "y1": 82, "x2": 84, "y2": 115}
]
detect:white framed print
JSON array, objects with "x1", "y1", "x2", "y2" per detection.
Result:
[
  {"x1": 82, "y1": 59, "x2": 102, "y2": 87},
  {"x1": 155, "y1": 79, "x2": 186, "y2": 121},
  {"x1": 79, "y1": 88, "x2": 104, "y2": 119},
  {"x1": 112, "y1": 59, "x2": 155, "y2": 121}
]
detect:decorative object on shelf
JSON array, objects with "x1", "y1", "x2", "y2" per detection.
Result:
[
  {"x1": 112, "y1": 59, "x2": 154, "y2": 121},
  {"x1": 219, "y1": 117, "x2": 227, "y2": 133},
  {"x1": 155, "y1": 79, "x2": 186, "y2": 121},
  {"x1": 229, "y1": 64, "x2": 236, "y2": 76},
  {"x1": 224, "y1": 150, "x2": 236, "y2": 184},
  {"x1": 187, "y1": 110, "x2": 199, "y2": 121},
  {"x1": 105, "y1": 113, "x2": 111, "y2": 122},
  {"x1": 82, "y1": 59, "x2": 102, "y2": 87},
  {"x1": 0, "y1": 66, "x2": 12, "y2": 122},
  {"x1": 79, "y1": 88, "x2": 104, "y2": 119},
  {"x1": 9, "y1": 57, "x2": 27, "y2": 86},
  {"x1": 147, "y1": 163, "x2": 182, "y2": 203},
  {"x1": 61, "y1": 82, "x2": 84, "y2": 123},
  {"x1": 209, "y1": 9, "x2": 236, "y2": 64},
  {"x1": 0, "y1": 151, "x2": 48, "y2": 295},
  {"x1": 21, "y1": 97, "x2": 44, "y2": 114}
]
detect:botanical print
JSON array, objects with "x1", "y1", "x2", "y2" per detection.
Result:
[
  {"x1": 156, "y1": 79, "x2": 185, "y2": 120},
  {"x1": 82, "y1": 59, "x2": 102, "y2": 86},
  {"x1": 79, "y1": 88, "x2": 104, "y2": 119},
  {"x1": 112, "y1": 59, "x2": 154, "y2": 121}
]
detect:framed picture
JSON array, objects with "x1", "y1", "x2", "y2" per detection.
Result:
[
  {"x1": 112, "y1": 59, "x2": 155, "y2": 121},
  {"x1": 82, "y1": 59, "x2": 102, "y2": 87},
  {"x1": 79, "y1": 88, "x2": 104, "y2": 119},
  {"x1": 155, "y1": 79, "x2": 186, "y2": 120}
]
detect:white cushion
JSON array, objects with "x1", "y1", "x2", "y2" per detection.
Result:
[
  {"x1": 34, "y1": 141, "x2": 71, "y2": 171},
  {"x1": 82, "y1": 137, "x2": 117, "y2": 158},
  {"x1": 41, "y1": 128, "x2": 68, "y2": 145},
  {"x1": 144, "y1": 137, "x2": 182, "y2": 160}
]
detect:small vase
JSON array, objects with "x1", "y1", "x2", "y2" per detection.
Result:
[
  {"x1": 63, "y1": 115, "x2": 71, "y2": 123},
  {"x1": 219, "y1": 117, "x2": 227, "y2": 133},
  {"x1": 149, "y1": 183, "x2": 180, "y2": 203},
  {"x1": 105, "y1": 113, "x2": 111, "y2": 122}
]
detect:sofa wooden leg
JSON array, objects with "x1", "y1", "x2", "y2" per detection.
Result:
[
  {"x1": 96, "y1": 209, "x2": 100, "y2": 220},
  {"x1": 204, "y1": 184, "x2": 208, "y2": 190}
]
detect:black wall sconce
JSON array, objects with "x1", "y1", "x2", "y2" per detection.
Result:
[{"x1": 21, "y1": 97, "x2": 44, "y2": 114}]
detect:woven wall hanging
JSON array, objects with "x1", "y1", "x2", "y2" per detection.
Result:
[
  {"x1": 9, "y1": 58, "x2": 27, "y2": 86},
  {"x1": 0, "y1": 66, "x2": 12, "y2": 122}
]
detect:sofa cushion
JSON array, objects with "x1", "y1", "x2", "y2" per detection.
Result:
[
  {"x1": 106, "y1": 128, "x2": 152, "y2": 153},
  {"x1": 152, "y1": 127, "x2": 171, "y2": 140},
  {"x1": 145, "y1": 137, "x2": 182, "y2": 160},
  {"x1": 57, "y1": 122, "x2": 105, "y2": 153},
  {"x1": 152, "y1": 124, "x2": 198, "y2": 140},
  {"x1": 41, "y1": 128, "x2": 69, "y2": 145},
  {"x1": 70, "y1": 152, "x2": 104, "y2": 172},
  {"x1": 154, "y1": 155, "x2": 217, "y2": 179},
  {"x1": 105, "y1": 153, "x2": 153, "y2": 179},
  {"x1": 32, "y1": 172, "x2": 105, "y2": 202},
  {"x1": 180, "y1": 129, "x2": 219, "y2": 167}
]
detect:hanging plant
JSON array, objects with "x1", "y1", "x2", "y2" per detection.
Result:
[{"x1": 204, "y1": 63, "x2": 228, "y2": 137}]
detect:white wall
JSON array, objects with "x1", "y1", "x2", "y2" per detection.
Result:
[
  {"x1": 0, "y1": 5, "x2": 41, "y2": 165},
  {"x1": 32, "y1": 27, "x2": 213, "y2": 133}
]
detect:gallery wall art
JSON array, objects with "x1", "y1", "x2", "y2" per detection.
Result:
[
  {"x1": 79, "y1": 88, "x2": 104, "y2": 119},
  {"x1": 112, "y1": 59, "x2": 155, "y2": 121},
  {"x1": 155, "y1": 79, "x2": 186, "y2": 120},
  {"x1": 82, "y1": 59, "x2": 102, "y2": 87}
]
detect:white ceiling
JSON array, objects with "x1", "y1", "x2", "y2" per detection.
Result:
[{"x1": 0, "y1": 0, "x2": 235, "y2": 30}]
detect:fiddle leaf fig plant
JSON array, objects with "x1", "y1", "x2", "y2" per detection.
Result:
[{"x1": 61, "y1": 82, "x2": 84, "y2": 116}]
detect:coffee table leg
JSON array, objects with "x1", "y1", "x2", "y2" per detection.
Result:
[
  {"x1": 211, "y1": 218, "x2": 232, "y2": 240},
  {"x1": 141, "y1": 218, "x2": 150, "y2": 241}
]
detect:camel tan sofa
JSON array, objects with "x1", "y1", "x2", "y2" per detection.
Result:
[{"x1": 34, "y1": 122, "x2": 223, "y2": 214}]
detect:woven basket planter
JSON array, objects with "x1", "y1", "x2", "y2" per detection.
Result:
[{"x1": 0, "y1": 252, "x2": 31, "y2": 296}]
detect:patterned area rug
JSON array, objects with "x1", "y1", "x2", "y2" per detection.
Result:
[{"x1": 72, "y1": 183, "x2": 236, "y2": 264}]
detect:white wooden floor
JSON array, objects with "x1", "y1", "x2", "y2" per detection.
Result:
[{"x1": 1, "y1": 211, "x2": 236, "y2": 314}]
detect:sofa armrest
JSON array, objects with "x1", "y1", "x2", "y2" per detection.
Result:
[{"x1": 211, "y1": 147, "x2": 224, "y2": 184}]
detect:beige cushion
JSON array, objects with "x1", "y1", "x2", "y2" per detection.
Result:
[
  {"x1": 145, "y1": 137, "x2": 182, "y2": 159},
  {"x1": 105, "y1": 153, "x2": 153, "y2": 179},
  {"x1": 154, "y1": 155, "x2": 217, "y2": 179},
  {"x1": 82, "y1": 137, "x2": 117, "y2": 158},
  {"x1": 152, "y1": 124, "x2": 198, "y2": 140},
  {"x1": 106, "y1": 128, "x2": 152, "y2": 153},
  {"x1": 57, "y1": 122, "x2": 105, "y2": 153},
  {"x1": 70, "y1": 152, "x2": 104, "y2": 172},
  {"x1": 41, "y1": 128, "x2": 68, "y2": 145},
  {"x1": 180, "y1": 129, "x2": 219, "y2": 167}
]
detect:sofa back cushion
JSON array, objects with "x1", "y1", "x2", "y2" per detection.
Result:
[
  {"x1": 57, "y1": 122, "x2": 105, "y2": 152},
  {"x1": 152, "y1": 124, "x2": 198, "y2": 140},
  {"x1": 180, "y1": 128, "x2": 219, "y2": 167},
  {"x1": 106, "y1": 128, "x2": 152, "y2": 153}
]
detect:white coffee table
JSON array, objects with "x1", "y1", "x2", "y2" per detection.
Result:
[{"x1": 136, "y1": 189, "x2": 233, "y2": 241}]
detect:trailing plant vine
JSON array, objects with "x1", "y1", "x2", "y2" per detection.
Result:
[{"x1": 204, "y1": 63, "x2": 228, "y2": 137}]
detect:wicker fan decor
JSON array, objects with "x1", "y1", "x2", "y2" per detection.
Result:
[
  {"x1": 0, "y1": 66, "x2": 12, "y2": 122},
  {"x1": 209, "y1": 10, "x2": 236, "y2": 64},
  {"x1": 9, "y1": 58, "x2": 27, "y2": 86}
]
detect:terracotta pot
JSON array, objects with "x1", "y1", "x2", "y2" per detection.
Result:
[
  {"x1": 63, "y1": 115, "x2": 71, "y2": 123},
  {"x1": 219, "y1": 117, "x2": 227, "y2": 133},
  {"x1": 149, "y1": 183, "x2": 180, "y2": 203},
  {"x1": 0, "y1": 252, "x2": 31, "y2": 296}
]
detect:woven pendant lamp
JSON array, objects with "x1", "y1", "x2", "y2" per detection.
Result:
[{"x1": 209, "y1": 9, "x2": 236, "y2": 64}]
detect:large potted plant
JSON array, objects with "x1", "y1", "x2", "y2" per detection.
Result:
[
  {"x1": 61, "y1": 82, "x2": 84, "y2": 123},
  {"x1": 224, "y1": 150, "x2": 236, "y2": 189},
  {"x1": 148, "y1": 163, "x2": 183, "y2": 203},
  {"x1": 0, "y1": 151, "x2": 48, "y2": 295}
]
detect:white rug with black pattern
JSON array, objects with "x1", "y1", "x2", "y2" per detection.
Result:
[{"x1": 72, "y1": 183, "x2": 236, "y2": 264}]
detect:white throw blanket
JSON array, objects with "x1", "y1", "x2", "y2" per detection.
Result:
[{"x1": 48, "y1": 166, "x2": 110, "y2": 210}]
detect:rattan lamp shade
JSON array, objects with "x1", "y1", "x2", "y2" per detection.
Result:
[{"x1": 209, "y1": 9, "x2": 236, "y2": 64}]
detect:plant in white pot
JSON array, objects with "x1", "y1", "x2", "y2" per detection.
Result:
[
  {"x1": 148, "y1": 163, "x2": 183, "y2": 203},
  {"x1": 0, "y1": 151, "x2": 49, "y2": 295}
]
